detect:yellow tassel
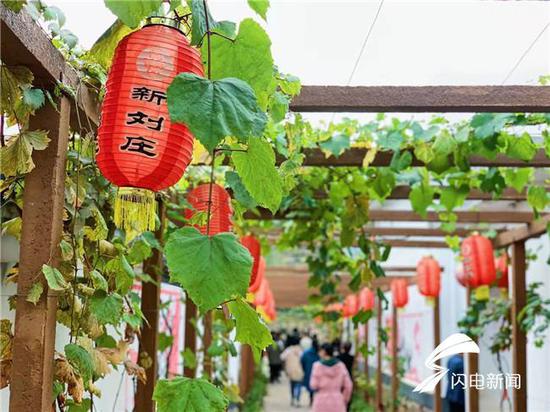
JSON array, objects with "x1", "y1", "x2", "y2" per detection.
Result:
[{"x1": 114, "y1": 187, "x2": 156, "y2": 240}]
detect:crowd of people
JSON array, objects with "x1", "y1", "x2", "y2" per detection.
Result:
[{"x1": 266, "y1": 329, "x2": 354, "y2": 411}]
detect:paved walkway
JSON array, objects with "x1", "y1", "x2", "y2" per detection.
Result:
[{"x1": 263, "y1": 376, "x2": 311, "y2": 412}]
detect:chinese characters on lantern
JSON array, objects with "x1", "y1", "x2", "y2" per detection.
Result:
[
  {"x1": 119, "y1": 86, "x2": 168, "y2": 158},
  {"x1": 451, "y1": 373, "x2": 521, "y2": 390}
]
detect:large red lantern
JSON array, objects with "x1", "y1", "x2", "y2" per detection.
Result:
[
  {"x1": 455, "y1": 263, "x2": 469, "y2": 287},
  {"x1": 248, "y1": 256, "x2": 265, "y2": 293},
  {"x1": 359, "y1": 288, "x2": 375, "y2": 311},
  {"x1": 391, "y1": 279, "x2": 409, "y2": 308},
  {"x1": 343, "y1": 294, "x2": 359, "y2": 318},
  {"x1": 97, "y1": 23, "x2": 203, "y2": 234},
  {"x1": 416, "y1": 256, "x2": 441, "y2": 297},
  {"x1": 254, "y1": 277, "x2": 270, "y2": 307},
  {"x1": 184, "y1": 183, "x2": 232, "y2": 235},
  {"x1": 241, "y1": 235, "x2": 261, "y2": 288},
  {"x1": 495, "y1": 253, "x2": 509, "y2": 289},
  {"x1": 461, "y1": 234, "x2": 496, "y2": 287}
]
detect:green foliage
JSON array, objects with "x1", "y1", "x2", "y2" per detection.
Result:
[
  {"x1": 518, "y1": 282, "x2": 550, "y2": 347},
  {"x1": 0, "y1": 130, "x2": 50, "y2": 177},
  {"x1": 26, "y1": 282, "x2": 44, "y2": 305},
  {"x1": 409, "y1": 182, "x2": 434, "y2": 217},
  {"x1": 104, "y1": 0, "x2": 162, "y2": 28},
  {"x1": 165, "y1": 227, "x2": 252, "y2": 311},
  {"x1": 2, "y1": 0, "x2": 27, "y2": 12},
  {"x1": 65, "y1": 343, "x2": 94, "y2": 382},
  {"x1": 167, "y1": 73, "x2": 267, "y2": 151},
  {"x1": 247, "y1": 0, "x2": 270, "y2": 20},
  {"x1": 241, "y1": 370, "x2": 268, "y2": 412},
  {"x1": 228, "y1": 297, "x2": 274, "y2": 361},
  {"x1": 89, "y1": 291, "x2": 124, "y2": 325},
  {"x1": 188, "y1": 0, "x2": 234, "y2": 46},
  {"x1": 153, "y1": 377, "x2": 229, "y2": 412},
  {"x1": 42, "y1": 264, "x2": 69, "y2": 291},
  {"x1": 88, "y1": 19, "x2": 134, "y2": 68},
  {"x1": 527, "y1": 186, "x2": 549, "y2": 213},
  {"x1": 232, "y1": 137, "x2": 283, "y2": 213}
]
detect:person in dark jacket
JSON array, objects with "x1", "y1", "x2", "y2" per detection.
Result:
[
  {"x1": 337, "y1": 341, "x2": 354, "y2": 377},
  {"x1": 267, "y1": 332, "x2": 283, "y2": 382},
  {"x1": 446, "y1": 354, "x2": 465, "y2": 412},
  {"x1": 301, "y1": 338, "x2": 320, "y2": 405}
]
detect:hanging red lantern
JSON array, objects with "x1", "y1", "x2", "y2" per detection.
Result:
[
  {"x1": 264, "y1": 288, "x2": 276, "y2": 321},
  {"x1": 184, "y1": 183, "x2": 232, "y2": 235},
  {"x1": 359, "y1": 288, "x2": 375, "y2": 311},
  {"x1": 461, "y1": 234, "x2": 496, "y2": 287},
  {"x1": 241, "y1": 235, "x2": 261, "y2": 288},
  {"x1": 495, "y1": 253, "x2": 509, "y2": 289},
  {"x1": 416, "y1": 256, "x2": 442, "y2": 297},
  {"x1": 248, "y1": 256, "x2": 265, "y2": 293},
  {"x1": 343, "y1": 294, "x2": 359, "y2": 318},
  {"x1": 455, "y1": 263, "x2": 470, "y2": 287},
  {"x1": 254, "y1": 277, "x2": 270, "y2": 307},
  {"x1": 97, "y1": 23, "x2": 203, "y2": 234},
  {"x1": 324, "y1": 302, "x2": 343, "y2": 313},
  {"x1": 391, "y1": 279, "x2": 409, "y2": 308}
]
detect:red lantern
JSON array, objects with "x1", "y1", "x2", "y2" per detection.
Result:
[
  {"x1": 264, "y1": 288, "x2": 276, "y2": 321},
  {"x1": 455, "y1": 263, "x2": 469, "y2": 287},
  {"x1": 184, "y1": 183, "x2": 232, "y2": 235},
  {"x1": 359, "y1": 288, "x2": 375, "y2": 311},
  {"x1": 324, "y1": 302, "x2": 343, "y2": 313},
  {"x1": 416, "y1": 256, "x2": 441, "y2": 297},
  {"x1": 461, "y1": 234, "x2": 496, "y2": 287},
  {"x1": 343, "y1": 294, "x2": 359, "y2": 318},
  {"x1": 254, "y1": 277, "x2": 269, "y2": 307},
  {"x1": 391, "y1": 279, "x2": 409, "y2": 308},
  {"x1": 495, "y1": 253, "x2": 509, "y2": 289},
  {"x1": 97, "y1": 23, "x2": 203, "y2": 234},
  {"x1": 248, "y1": 256, "x2": 265, "y2": 293},
  {"x1": 241, "y1": 235, "x2": 261, "y2": 288}
]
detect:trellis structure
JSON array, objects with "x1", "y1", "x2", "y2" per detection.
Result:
[{"x1": 2, "y1": 4, "x2": 550, "y2": 412}]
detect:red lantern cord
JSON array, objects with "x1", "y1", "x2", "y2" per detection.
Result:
[
  {"x1": 461, "y1": 234, "x2": 496, "y2": 287},
  {"x1": 391, "y1": 279, "x2": 409, "y2": 308},
  {"x1": 97, "y1": 23, "x2": 203, "y2": 236},
  {"x1": 416, "y1": 256, "x2": 442, "y2": 297},
  {"x1": 184, "y1": 183, "x2": 232, "y2": 235},
  {"x1": 241, "y1": 235, "x2": 261, "y2": 288}
]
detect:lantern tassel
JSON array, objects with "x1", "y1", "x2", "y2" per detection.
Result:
[{"x1": 114, "y1": 187, "x2": 156, "y2": 239}]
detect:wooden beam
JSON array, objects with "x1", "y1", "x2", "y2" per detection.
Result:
[
  {"x1": 245, "y1": 208, "x2": 541, "y2": 223},
  {"x1": 494, "y1": 215, "x2": 550, "y2": 248},
  {"x1": 135, "y1": 201, "x2": 165, "y2": 412},
  {"x1": 0, "y1": 5, "x2": 99, "y2": 131},
  {"x1": 391, "y1": 305, "x2": 399, "y2": 412},
  {"x1": 466, "y1": 288, "x2": 479, "y2": 412},
  {"x1": 183, "y1": 297, "x2": 197, "y2": 378},
  {"x1": 433, "y1": 296, "x2": 442, "y2": 412},
  {"x1": 290, "y1": 85, "x2": 550, "y2": 113},
  {"x1": 386, "y1": 186, "x2": 531, "y2": 201},
  {"x1": 376, "y1": 297, "x2": 384, "y2": 411},
  {"x1": 10, "y1": 97, "x2": 70, "y2": 411},
  {"x1": 367, "y1": 227, "x2": 473, "y2": 238},
  {"x1": 382, "y1": 239, "x2": 448, "y2": 248},
  {"x1": 511, "y1": 241, "x2": 527, "y2": 412}
]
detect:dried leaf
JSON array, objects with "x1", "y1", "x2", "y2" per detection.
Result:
[{"x1": 124, "y1": 359, "x2": 146, "y2": 384}]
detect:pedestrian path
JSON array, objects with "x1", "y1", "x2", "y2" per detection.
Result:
[{"x1": 263, "y1": 376, "x2": 311, "y2": 412}]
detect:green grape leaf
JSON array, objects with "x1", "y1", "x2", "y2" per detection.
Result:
[
  {"x1": 505, "y1": 132, "x2": 537, "y2": 161},
  {"x1": 153, "y1": 377, "x2": 229, "y2": 412},
  {"x1": 471, "y1": 113, "x2": 512, "y2": 139},
  {"x1": 225, "y1": 170, "x2": 257, "y2": 209},
  {"x1": 503, "y1": 168, "x2": 533, "y2": 193},
  {"x1": 43, "y1": 6, "x2": 66, "y2": 26},
  {"x1": 26, "y1": 282, "x2": 44, "y2": 305},
  {"x1": 22, "y1": 88, "x2": 45, "y2": 110},
  {"x1": 89, "y1": 291, "x2": 124, "y2": 325},
  {"x1": 0, "y1": 130, "x2": 50, "y2": 177},
  {"x1": 370, "y1": 168, "x2": 396, "y2": 200},
  {"x1": 543, "y1": 130, "x2": 550, "y2": 158},
  {"x1": 158, "y1": 332, "x2": 174, "y2": 352},
  {"x1": 67, "y1": 399, "x2": 92, "y2": 412},
  {"x1": 104, "y1": 0, "x2": 162, "y2": 28},
  {"x1": 268, "y1": 91, "x2": 289, "y2": 123},
  {"x1": 432, "y1": 130, "x2": 456, "y2": 156},
  {"x1": 377, "y1": 131, "x2": 403, "y2": 151},
  {"x1": 414, "y1": 142, "x2": 435, "y2": 164},
  {"x1": 65, "y1": 343, "x2": 94, "y2": 382},
  {"x1": 182, "y1": 347, "x2": 197, "y2": 370},
  {"x1": 409, "y1": 183, "x2": 434, "y2": 218},
  {"x1": 88, "y1": 19, "x2": 134, "y2": 68},
  {"x1": 479, "y1": 168, "x2": 505, "y2": 196},
  {"x1": 127, "y1": 236, "x2": 153, "y2": 264},
  {"x1": 2, "y1": 0, "x2": 27, "y2": 12},
  {"x1": 527, "y1": 186, "x2": 549, "y2": 212},
  {"x1": 208, "y1": 18, "x2": 275, "y2": 109},
  {"x1": 83, "y1": 207, "x2": 108, "y2": 241},
  {"x1": 232, "y1": 138, "x2": 283, "y2": 213},
  {"x1": 167, "y1": 73, "x2": 267, "y2": 151},
  {"x1": 247, "y1": 0, "x2": 269, "y2": 20},
  {"x1": 90, "y1": 270, "x2": 108, "y2": 292},
  {"x1": 42, "y1": 264, "x2": 68, "y2": 291},
  {"x1": 319, "y1": 133, "x2": 350, "y2": 157},
  {"x1": 165, "y1": 227, "x2": 252, "y2": 312},
  {"x1": 278, "y1": 73, "x2": 301, "y2": 96},
  {"x1": 440, "y1": 185, "x2": 469, "y2": 212},
  {"x1": 228, "y1": 297, "x2": 273, "y2": 362}
]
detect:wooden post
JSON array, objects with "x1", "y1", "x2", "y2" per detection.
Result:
[
  {"x1": 511, "y1": 241, "x2": 527, "y2": 412},
  {"x1": 376, "y1": 297, "x2": 384, "y2": 411},
  {"x1": 9, "y1": 98, "x2": 70, "y2": 411},
  {"x1": 135, "y1": 201, "x2": 165, "y2": 412},
  {"x1": 391, "y1": 305, "x2": 398, "y2": 412},
  {"x1": 433, "y1": 296, "x2": 442, "y2": 412},
  {"x1": 203, "y1": 311, "x2": 213, "y2": 378},
  {"x1": 466, "y1": 288, "x2": 479, "y2": 412},
  {"x1": 183, "y1": 297, "x2": 197, "y2": 378},
  {"x1": 364, "y1": 319, "x2": 370, "y2": 402},
  {"x1": 239, "y1": 344, "x2": 255, "y2": 398}
]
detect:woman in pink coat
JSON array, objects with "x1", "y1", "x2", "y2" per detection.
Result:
[{"x1": 310, "y1": 343, "x2": 353, "y2": 412}]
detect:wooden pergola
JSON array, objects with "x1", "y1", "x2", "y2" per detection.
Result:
[{"x1": 2, "y1": 4, "x2": 550, "y2": 412}]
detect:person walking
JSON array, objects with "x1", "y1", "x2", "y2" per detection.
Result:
[
  {"x1": 310, "y1": 343, "x2": 353, "y2": 412},
  {"x1": 446, "y1": 354, "x2": 465, "y2": 412},
  {"x1": 301, "y1": 338, "x2": 320, "y2": 406},
  {"x1": 281, "y1": 335, "x2": 304, "y2": 407},
  {"x1": 267, "y1": 332, "x2": 283, "y2": 383},
  {"x1": 338, "y1": 341, "x2": 355, "y2": 377}
]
